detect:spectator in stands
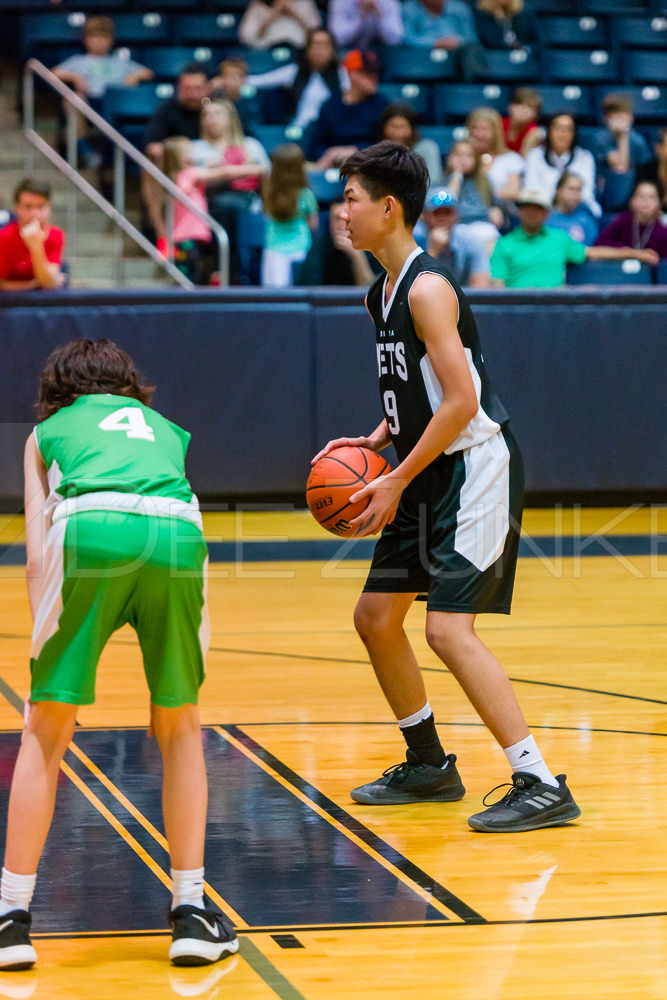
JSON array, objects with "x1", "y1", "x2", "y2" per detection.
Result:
[
  {"x1": 443, "y1": 138, "x2": 502, "y2": 249},
  {"x1": 595, "y1": 181, "x2": 667, "y2": 259},
  {"x1": 414, "y1": 186, "x2": 491, "y2": 287},
  {"x1": 502, "y1": 87, "x2": 542, "y2": 157},
  {"x1": 328, "y1": 0, "x2": 404, "y2": 50},
  {"x1": 239, "y1": 0, "x2": 322, "y2": 51},
  {"x1": 163, "y1": 136, "x2": 241, "y2": 284},
  {"x1": 306, "y1": 50, "x2": 388, "y2": 168},
  {"x1": 246, "y1": 29, "x2": 345, "y2": 133},
  {"x1": 466, "y1": 107, "x2": 524, "y2": 210},
  {"x1": 490, "y1": 186, "x2": 658, "y2": 288},
  {"x1": 402, "y1": 0, "x2": 485, "y2": 81},
  {"x1": 473, "y1": 0, "x2": 537, "y2": 51},
  {"x1": 52, "y1": 16, "x2": 153, "y2": 172},
  {"x1": 546, "y1": 172, "x2": 598, "y2": 245},
  {"x1": 261, "y1": 143, "x2": 319, "y2": 286},
  {"x1": 593, "y1": 93, "x2": 651, "y2": 179},
  {"x1": 208, "y1": 58, "x2": 262, "y2": 137},
  {"x1": 523, "y1": 112, "x2": 601, "y2": 218},
  {"x1": 191, "y1": 100, "x2": 269, "y2": 281},
  {"x1": 0, "y1": 179, "x2": 64, "y2": 291},
  {"x1": 378, "y1": 103, "x2": 443, "y2": 184},
  {"x1": 297, "y1": 197, "x2": 380, "y2": 284},
  {"x1": 633, "y1": 127, "x2": 667, "y2": 215},
  {"x1": 142, "y1": 64, "x2": 210, "y2": 254}
]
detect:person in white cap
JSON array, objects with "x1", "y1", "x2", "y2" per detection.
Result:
[{"x1": 491, "y1": 186, "x2": 659, "y2": 287}]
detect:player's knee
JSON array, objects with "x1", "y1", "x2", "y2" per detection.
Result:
[
  {"x1": 353, "y1": 598, "x2": 394, "y2": 644},
  {"x1": 424, "y1": 618, "x2": 468, "y2": 660}
]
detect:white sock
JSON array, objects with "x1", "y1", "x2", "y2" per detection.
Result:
[
  {"x1": 504, "y1": 735, "x2": 558, "y2": 788},
  {"x1": 0, "y1": 868, "x2": 37, "y2": 916},
  {"x1": 397, "y1": 701, "x2": 432, "y2": 729},
  {"x1": 170, "y1": 867, "x2": 205, "y2": 911}
]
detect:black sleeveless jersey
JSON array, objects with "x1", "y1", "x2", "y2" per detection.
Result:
[{"x1": 366, "y1": 248, "x2": 509, "y2": 491}]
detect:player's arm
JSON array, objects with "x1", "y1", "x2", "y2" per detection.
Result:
[
  {"x1": 24, "y1": 432, "x2": 50, "y2": 620},
  {"x1": 350, "y1": 274, "x2": 478, "y2": 536}
]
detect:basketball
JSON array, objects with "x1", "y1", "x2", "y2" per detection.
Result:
[{"x1": 306, "y1": 446, "x2": 392, "y2": 537}]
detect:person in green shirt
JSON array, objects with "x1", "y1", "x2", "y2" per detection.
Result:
[
  {"x1": 0, "y1": 339, "x2": 238, "y2": 972},
  {"x1": 491, "y1": 187, "x2": 658, "y2": 288}
]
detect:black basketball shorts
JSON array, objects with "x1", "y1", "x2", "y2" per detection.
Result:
[{"x1": 363, "y1": 426, "x2": 524, "y2": 614}]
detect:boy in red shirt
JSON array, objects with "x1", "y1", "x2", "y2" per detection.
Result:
[{"x1": 0, "y1": 180, "x2": 65, "y2": 291}]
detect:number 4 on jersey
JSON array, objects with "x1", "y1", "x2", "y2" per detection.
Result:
[{"x1": 99, "y1": 407, "x2": 155, "y2": 442}]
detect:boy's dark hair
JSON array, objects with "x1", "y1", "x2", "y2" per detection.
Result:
[
  {"x1": 180, "y1": 62, "x2": 209, "y2": 80},
  {"x1": 602, "y1": 92, "x2": 634, "y2": 116},
  {"x1": 84, "y1": 15, "x2": 114, "y2": 37},
  {"x1": 38, "y1": 339, "x2": 154, "y2": 420},
  {"x1": 339, "y1": 141, "x2": 429, "y2": 229},
  {"x1": 510, "y1": 87, "x2": 542, "y2": 114},
  {"x1": 14, "y1": 178, "x2": 51, "y2": 204}
]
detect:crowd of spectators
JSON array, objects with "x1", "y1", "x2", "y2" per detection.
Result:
[{"x1": 4, "y1": 0, "x2": 667, "y2": 291}]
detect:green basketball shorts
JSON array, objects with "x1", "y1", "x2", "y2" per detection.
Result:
[{"x1": 30, "y1": 510, "x2": 210, "y2": 706}]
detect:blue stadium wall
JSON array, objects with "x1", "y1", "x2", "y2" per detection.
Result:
[{"x1": 1, "y1": 286, "x2": 666, "y2": 506}]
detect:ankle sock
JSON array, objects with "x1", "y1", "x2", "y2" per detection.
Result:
[
  {"x1": 0, "y1": 868, "x2": 37, "y2": 916},
  {"x1": 171, "y1": 867, "x2": 205, "y2": 911},
  {"x1": 399, "y1": 709, "x2": 446, "y2": 768},
  {"x1": 504, "y1": 735, "x2": 558, "y2": 788}
]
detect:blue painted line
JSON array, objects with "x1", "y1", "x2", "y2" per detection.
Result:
[{"x1": 0, "y1": 533, "x2": 663, "y2": 565}]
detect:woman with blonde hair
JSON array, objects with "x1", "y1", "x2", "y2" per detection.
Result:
[
  {"x1": 261, "y1": 143, "x2": 319, "y2": 286},
  {"x1": 444, "y1": 138, "x2": 502, "y2": 250},
  {"x1": 466, "y1": 106, "x2": 524, "y2": 204},
  {"x1": 474, "y1": 0, "x2": 537, "y2": 50}
]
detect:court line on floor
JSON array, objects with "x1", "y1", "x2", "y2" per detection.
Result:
[{"x1": 214, "y1": 724, "x2": 485, "y2": 926}]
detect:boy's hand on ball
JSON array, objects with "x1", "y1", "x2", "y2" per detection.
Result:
[
  {"x1": 311, "y1": 435, "x2": 374, "y2": 465},
  {"x1": 349, "y1": 475, "x2": 403, "y2": 536}
]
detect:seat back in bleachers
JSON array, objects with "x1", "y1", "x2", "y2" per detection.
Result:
[
  {"x1": 544, "y1": 48, "x2": 619, "y2": 84},
  {"x1": 622, "y1": 50, "x2": 667, "y2": 84},
  {"x1": 377, "y1": 83, "x2": 431, "y2": 120},
  {"x1": 103, "y1": 81, "x2": 173, "y2": 125},
  {"x1": 382, "y1": 47, "x2": 457, "y2": 83},
  {"x1": 20, "y1": 11, "x2": 86, "y2": 60},
  {"x1": 575, "y1": 125, "x2": 598, "y2": 153},
  {"x1": 594, "y1": 84, "x2": 667, "y2": 122},
  {"x1": 475, "y1": 49, "x2": 542, "y2": 83},
  {"x1": 431, "y1": 83, "x2": 508, "y2": 124},
  {"x1": 655, "y1": 260, "x2": 667, "y2": 285},
  {"x1": 170, "y1": 12, "x2": 241, "y2": 46},
  {"x1": 566, "y1": 259, "x2": 653, "y2": 284},
  {"x1": 537, "y1": 15, "x2": 611, "y2": 48},
  {"x1": 141, "y1": 45, "x2": 219, "y2": 81},
  {"x1": 611, "y1": 15, "x2": 667, "y2": 48},
  {"x1": 307, "y1": 170, "x2": 344, "y2": 207},
  {"x1": 522, "y1": 0, "x2": 578, "y2": 11},
  {"x1": 583, "y1": 0, "x2": 651, "y2": 12},
  {"x1": 227, "y1": 46, "x2": 295, "y2": 75},
  {"x1": 133, "y1": 0, "x2": 200, "y2": 8},
  {"x1": 109, "y1": 12, "x2": 170, "y2": 47},
  {"x1": 533, "y1": 83, "x2": 595, "y2": 122},
  {"x1": 252, "y1": 124, "x2": 304, "y2": 155},
  {"x1": 419, "y1": 124, "x2": 468, "y2": 156}
]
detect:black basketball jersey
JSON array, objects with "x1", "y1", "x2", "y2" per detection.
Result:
[{"x1": 366, "y1": 248, "x2": 509, "y2": 479}]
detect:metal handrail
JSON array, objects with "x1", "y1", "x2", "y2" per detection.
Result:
[{"x1": 22, "y1": 58, "x2": 230, "y2": 287}]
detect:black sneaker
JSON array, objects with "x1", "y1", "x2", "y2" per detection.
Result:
[
  {"x1": 168, "y1": 901, "x2": 239, "y2": 967},
  {"x1": 350, "y1": 750, "x2": 465, "y2": 805},
  {"x1": 468, "y1": 772, "x2": 581, "y2": 833},
  {"x1": 0, "y1": 909, "x2": 37, "y2": 970}
]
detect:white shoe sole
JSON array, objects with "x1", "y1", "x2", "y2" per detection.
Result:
[
  {"x1": 0, "y1": 943, "x2": 37, "y2": 970},
  {"x1": 169, "y1": 936, "x2": 239, "y2": 966}
]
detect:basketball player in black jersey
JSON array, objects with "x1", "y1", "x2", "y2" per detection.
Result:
[{"x1": 312, "y1": 142, "x2": 580, "y2": 832}]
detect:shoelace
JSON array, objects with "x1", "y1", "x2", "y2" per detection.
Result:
[
  {"x1": 381, "y1": 759, "x2": 414, "y2": 783},
  {"x1": 482, "y1": 779, "x2": 538, "y2": 808}
]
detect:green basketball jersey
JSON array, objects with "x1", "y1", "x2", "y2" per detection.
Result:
[{"x1": 36, "y1": 395, "x2": 195, "y2": 504}]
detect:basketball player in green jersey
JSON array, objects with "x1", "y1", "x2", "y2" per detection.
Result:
[
  {"x1": 0, "y1": 339, "x2": 238, "y2": 970},
  {"x1": 313, "y1": 142, "x2": 580, "y2": 832}
]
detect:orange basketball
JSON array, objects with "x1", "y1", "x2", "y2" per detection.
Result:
[{"x1": 306, "y1": 446, "x2": 392, "y2": 537}]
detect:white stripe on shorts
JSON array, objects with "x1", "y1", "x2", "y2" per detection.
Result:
[
  {"x1": 31, "y1": 518, "x2": 67, "y2": 661},
  {"x1": 455, "y1": 432, "x2": 510, "y2": 572}
]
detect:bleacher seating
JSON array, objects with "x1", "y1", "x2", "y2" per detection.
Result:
[
  {"x1": 171, "y1": 13, "x2": 240, "y2": 46},
  {"x1": 419, "y1": 124, "x2": 468, "y2": 155},
  {"x1": 610, "y1": 15, "x2": 667, "y2": 47},
  {"x1": 381, "y1": 47, "x2": 457, "y2": 84},
  {"x1": 432, "y1": 83, "x2": 508, "y2": 124},
  {"x1": 537, "y1": 16, "x2": 611, "y2": 48},
  {"x1": 252, "y1": 124, "x2": 305, "y2": 155},
  {"x1": 566, "y1": 259, "x2": 654, "y2": 284},
  {"x1": 599, "y1": 172, "x2": 636, "y2": 212},
  {"x1": 622, "y1": 50, "x2": 667, "y2": 84},
  {"x1": 532, "y1": 84, "x2": 596, "y2": 123},
  {"x1": 475, "y1": 49, "x2": 542, "y2": 83},
  {"x1": 545, "y1": 48, "x2": 620, "y2": 85},
  {"x1": 307, "y1": 170, "x2": 344, "y2": 205},
  {"x1": 140, "y1": 45, "x2": 219, "y2": 81},
  {"x1": 377, "y1": 84, "x2": 431, "y2": 121}
]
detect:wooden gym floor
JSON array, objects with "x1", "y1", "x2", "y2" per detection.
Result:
[{"x1": 0, "y1": 507, "x2": 665, "y2": 1000}]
